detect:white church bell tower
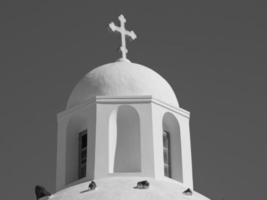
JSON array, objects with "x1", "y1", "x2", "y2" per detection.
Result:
[{"x1": 37, "y1": 14, "x2": 211, "y2": 200}]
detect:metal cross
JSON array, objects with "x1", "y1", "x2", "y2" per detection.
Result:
[{"x1": 109, "y1": 14, "x2": 137, "y2": 61}]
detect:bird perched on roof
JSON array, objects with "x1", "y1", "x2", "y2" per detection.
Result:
[
  {"x1": 35, "y1": 185, "x2": 51, "y2": 200},
  {"x1": 183, "y1": 188, "x2": 193, "y2": 196},
  {"x1": 88, "y1": 181, "x2": 97, "y2": 190},
  {"x1": 134, "y1": 180, "x2": 150, "y2": 189}
]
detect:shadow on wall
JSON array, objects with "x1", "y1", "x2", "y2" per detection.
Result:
[
  {"x1": 66, "y1": 114, "x2": 88, "y2": 183},
  {"x1": 162, "y1": 112, "x2": 183, "y2": 182},
  {"x1": 109, "y1": 105, "x2": 141, "y2": 173}
]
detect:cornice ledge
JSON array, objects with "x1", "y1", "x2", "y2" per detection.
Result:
[{"x1": 58, "y1": 95, "x2": 190, "y2": 119}]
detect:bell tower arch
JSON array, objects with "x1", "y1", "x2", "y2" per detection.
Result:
[{"x1": 56, "y1": 61, "x2": 193, "y2": 191}]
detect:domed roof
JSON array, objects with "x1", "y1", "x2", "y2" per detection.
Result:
[
  {"x1": 67, "y1": 61, "x2": 179, "y2": 109},
  {"x1": 49, "y1": 177, "x2": 209, "y2": 200}
]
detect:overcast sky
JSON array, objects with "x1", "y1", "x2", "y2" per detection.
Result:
[{"x1": 0, "y1": 1, "x2": 267, "y2": 200}]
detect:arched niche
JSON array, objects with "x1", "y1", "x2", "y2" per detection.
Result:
[
  {"x1": 162, "y1": 112, "x2": 183, "y2": 182},
  {"x1": 110, "y1": 105, "x2": 141, "y2": 173},
  {"x1": 65, "y1": 113, "x2": 88, "y2": 184}
]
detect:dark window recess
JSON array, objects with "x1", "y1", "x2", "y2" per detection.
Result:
[
  {"x1": 163, "y1": 130, "x2": 171, "y2": 178},
  {"x1": 78, "y1": 130, "x2": 87, "y2": 179}
]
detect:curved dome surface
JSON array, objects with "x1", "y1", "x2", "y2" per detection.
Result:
[
  {"x1": 67, "y1": 61, "x2": 179, "y2": 109},
  {"x1": 49, "y1": 177, "x2": 209, "y2": 200}
]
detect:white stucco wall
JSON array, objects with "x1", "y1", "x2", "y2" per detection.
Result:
[
  {"x1": 151, "y1": 102, "x2": 193, "y2": 188},
  {"x1": 66, "y1": 61, "x2": 179, "y2": 109},
  {"x1": 94, "y1": 96, "x2": 155, "y2": 179},
  {"x1": 162, "y1": 112, "x2": 183, "y2": 182},
  {"x1": 56, "y1": 102, "x2": 96, "y2": 190},
  {"x1": 113, "y1": 105, "x2": 141, "y2": 172},
  {"x1": 56, "y1": 96, "x2": 192, "y2": 191},
  {"x1": 50, "y1": 177, "x2": 210, "y2": 200}
]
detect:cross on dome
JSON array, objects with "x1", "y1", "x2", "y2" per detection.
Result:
[{"x1": 109, "y1": 14, "x2": 137, "y2": 61}]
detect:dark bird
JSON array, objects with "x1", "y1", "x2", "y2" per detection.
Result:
[
  {"x1": 35, "y1": 185, "x2": 51, "y2": 200},
  {"x1": 134, "y1": 180, "x2": 150, "y2": 189},
  {"x1": 183, "y1": 188, "x2": 193, "y2": 196},
  {"x1": 88, "y1": 181, "x2": 97, "y2": 190}
]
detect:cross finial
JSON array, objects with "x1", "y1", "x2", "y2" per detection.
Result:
[{"x1": 109, "y1": 14, "x2": 137, "y2": 62}]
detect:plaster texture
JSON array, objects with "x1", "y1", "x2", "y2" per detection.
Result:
[
  {"x1": 56, "y1": 96, "x2": 192, "y2": 190},
  {"x1": 48, "y1": 177, "x2": 209, "y2": 200},
  {"x1": 67, "y1": 61, "x2": 179, "y2": 109}
]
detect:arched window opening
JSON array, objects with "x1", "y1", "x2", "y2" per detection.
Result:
[
  {"x1": 66, "y1": 114, "x2": 88, "y2": 184},
  {"x1": 113, "y1": 105, "x2": 141, "y2": 172},
  {"x1": 162, "y1": 112, "x2": 183, "y2": 182},
  {"x1": 163, "y1": 130, "x2": 171, "y2": 178}
]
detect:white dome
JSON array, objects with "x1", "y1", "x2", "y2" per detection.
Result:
[
  {"x1": 49, "y1": 177, "x2": 209, "y2": 200},
  {"x1": 67, "y1": 61, "x2": 179, "y2": 109}
]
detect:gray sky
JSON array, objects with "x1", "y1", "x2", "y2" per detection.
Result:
[{"x1": 0, "y1": 1, "x2": 267, "y2": 200}]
